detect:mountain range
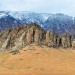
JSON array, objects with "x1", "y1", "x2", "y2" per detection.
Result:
[{"x1": 0, "y1": 11, "x2": 75, "y2": 34}]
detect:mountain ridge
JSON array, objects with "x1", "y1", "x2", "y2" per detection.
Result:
[{"x1": 0, "y1": 11, "x2": 75, "y2": 34}]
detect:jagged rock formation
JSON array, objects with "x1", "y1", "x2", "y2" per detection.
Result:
[
  {"x1": 11, "y1": 32, "x2": 26, "y2": 52},
  {"x1": 45, "y1": 31, "x2": 59, "y2": 47},
  {"x1": 0, "y1": 23, "x2": 75, "y2": 52},
  {"x1": 27, "y1": 27, "x2": 34, "y2": 44},
  {"x1": 34, "y1": 29, "x2": 40, "y2": 44},
  {"x1": 61, "y1": 33, "x2": 71, "y2": 48},
  {"x1": 46, "y1": 31, "x2": 54, "y2": 47}
]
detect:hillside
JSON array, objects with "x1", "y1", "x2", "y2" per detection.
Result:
[
  {"x1": 0, "y1": 44, "x2": 75, "y2": 75},
  {"x1": 0, "y1": 22, "x2": 75, "y2": 75}
]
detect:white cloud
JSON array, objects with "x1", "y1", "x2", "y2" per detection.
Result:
[{"x1": 0, "y1": 0, "x2": 75, "y2": 16}]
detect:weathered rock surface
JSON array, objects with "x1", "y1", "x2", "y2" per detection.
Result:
[
  {"x1": 11, "y1": 32, "x2": 26, "y2": 51},
  {"x1": 72, "y1": 39, "x2": 75, "y2": 49},
  {"x1": 27, "y1": 27, "x2": 34, "y2": 44},
  {"x1": 0, "y1": 23, "x2": 75, "y2": 51},
  {"x1": 34, "y1": 29, "x2": 40, "y2": 43},
  {"x1": 61, "y1": 33, "x2": 71, "y2": 48},
  {"x1": 1, "y1": 35, "x2": 11, "y2": 50}
]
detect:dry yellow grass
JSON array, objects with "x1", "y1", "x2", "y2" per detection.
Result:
[{"x1": 0, "y1": 44, "x2": 75, "y2": 75}]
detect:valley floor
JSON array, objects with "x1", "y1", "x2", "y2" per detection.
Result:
[{"x1": 0, "y1": 44, "x2": 75, "y2": 75}]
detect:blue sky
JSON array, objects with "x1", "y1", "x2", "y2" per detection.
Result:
[{"x1": 0, "y1": 0, "x2": 75, "y2": 16}]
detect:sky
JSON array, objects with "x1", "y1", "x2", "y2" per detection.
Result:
[{"x1": 0, "y1": 0, "x2": 75, "y2": 16}]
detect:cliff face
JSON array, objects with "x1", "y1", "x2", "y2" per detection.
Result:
[{"x1": 0, "y1": 23, "x2": 75, "y2": 52}]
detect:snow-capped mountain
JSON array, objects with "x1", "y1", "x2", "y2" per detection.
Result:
[{"x1": 0, "y1": 11, "x2": 75, "y2": 34}]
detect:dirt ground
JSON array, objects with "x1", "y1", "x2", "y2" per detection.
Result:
[{"x1": 0, "y1": 44, "x2": 75, "y2": 75}]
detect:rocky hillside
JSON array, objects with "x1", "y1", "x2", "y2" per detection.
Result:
[
  {"x1": 0, "y1": 11, "x2": 75, "y2": 34},
  {"x1": 0, "y1": 23, "x2": 75, "y2": 54}
]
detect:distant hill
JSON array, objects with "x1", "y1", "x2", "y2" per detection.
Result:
[{"x1": 0, "y1": 11, "x2": 75, "y2": 34}]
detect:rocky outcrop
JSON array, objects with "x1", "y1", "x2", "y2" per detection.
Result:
[
  {"x1": 56, "y1": 36, "x2": 61, "y2": 47},
  {"x1": 1, "y1": 35, "x2": 11, "y2": 50},
  {"x1": 0, "y1": 23, "x2": 75, "y2": 52},
  {"x1": 34, "y1": 29, "x2": 40, "y2": 44},
  {"x1": 61, "y1": 33, "x2": 71, "y2": 48},
  {"x1": 46, "y1": 31, "x2": 50, "y2": 44},
  {"x1": 46, "y1": 31, "x2": 53, "y2": 47},
  {"x1": 53, "y1": 34, "x2": 59, "y2": 47},
  {"x1": 26, "y1": 27, "x2": 34, "y2": 44},
  {"x1": 71, "y1": 34, "x2": 75, "y2": 45},
  {"x1": 46, "y1": 31, "x2": 58, "y2": 47},
  {"x1": 11, "y1": 32, "x2": 26, "y2": 51},
  {"x1": 72, "y1": 39, "x2": 75, "y2": 49}
]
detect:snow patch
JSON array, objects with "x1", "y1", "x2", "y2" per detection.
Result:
[{"x1": 0, "y1": 13, "x2": 7, "y2": 18}]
